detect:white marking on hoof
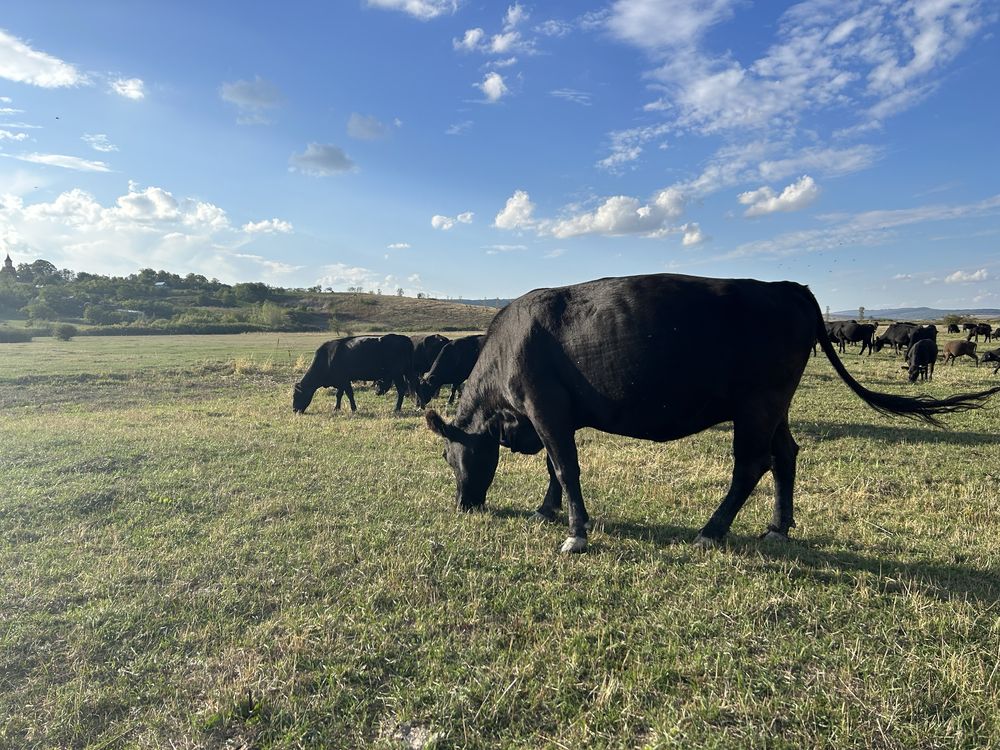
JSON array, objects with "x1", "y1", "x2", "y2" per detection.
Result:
[
  {"x1": 761, "y1": 529, "x2": 789, "y2": 543},
  {"x1": 692, "y1": 534, "x2": 719, "y2": 549},
  {"x1": 560, "y1": 536, "x2": 587, "y2": 554},
  {"x1": 531, "y1": 511, "x2": 556, "y2": 524}
]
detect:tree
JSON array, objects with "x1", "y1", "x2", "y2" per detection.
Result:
[{"x1": 396, "y1": 287, "x2": 404, "y2": 296}]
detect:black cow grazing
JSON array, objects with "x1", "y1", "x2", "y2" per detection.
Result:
[
  {"x1": 994, "y1": 326, "x2": 1000, "y2": 340},
  {"x1": 982, "y1": 349, "x2": 1000, "y2": 374},
  {"x1": 943, "y1": 340, "x2": 979, "y2": 367},
  {"x1": 374, "y1": 333, "x2": 450, "y2": 403},
  {"x1": 833, "y1": 321, "x2": 876, "y2": 355},
  {"x1": 947, "y1": 323, "x2": 961, "y2": 334},
  {"x1": 293, "y1": 334, "x2": 416, "y2": 413},
  {"x1": 966, "y1": 323, "x2": 993, "y2": 342},
  {"x1": 962, "y1": 322, "x2": 979, "y2": 333},
  {"x1": 907, "y1": 324, "x2": 937, "y2": 352},
  {"x1": 874, "y1": 322, "x2": 918, "y2": 355},
  {"x1": 424, "y1": 274, "x2": 1000, "y2": 554},
  {"x1": 905, "y1": 339, "x2": 937, "y2": 382},
  {"x1": 418, "y1": 335, "x2": 485, "y2": 405}
]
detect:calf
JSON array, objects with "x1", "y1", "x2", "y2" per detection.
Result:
[
  {"x1": 943, "y1": 340, "x2": 979, "y2": 367},
  {"x1": 906, "y1": 339, "x2": 937, "y2": 382}
]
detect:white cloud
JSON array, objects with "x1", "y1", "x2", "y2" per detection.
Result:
[
  {"x1": 454, "y1": 28, "x2": 485, "y2": 52},
  {"x1": 944, "y1": 269, "x2": 989, "y2": 284},
  {"x1": 220, "y1": 76, "x2": 283, "y2": 123},
  {"x1": 111, "y1": 77, "x2": 144, "y2": 100},
  {"x1": 494, "y1": 190, "x2": 536, "y2": 230},
  {"x1": 504, "y1": 3, "x2": 528, "y2": 29},
  {"x1": 681, "y1": 222, "x2": 706, "y2": 246},
  {"x1": 597, "y1": 123, "x2": 669, "y2": 172},
  {"x1": 365, "y1": 0, "x2": 458, "y2": 20},
  {"x1": 242, "y1": 218, "x2": 293, "y2": 234},
  {"x1": 347, "y1": 112, "x2": 392, "y2": 140},
  {"x1": 82, "y1": 133, "x2": 117, "y2": 152},
  {"x1": 607, "y1": 0, "x2": 738, "y2": 51},
  {"x1": 431, "y1": 211, "x2": 473, "y2": 230},
  {"x1": 0, "y1": 129, "x2": 28, "y2": 142},
  {"x1": 11, "y1": 152, "x2": 111, "y2": 172},
  {"x1": 445, "y1": 120, "x2": 473, "y2": 136},
  {"x1": 387, "y1": 242, "x2": 410, "y2": 249},
  {"x1": 0, "y1": 183, "x2": 310, "y2": 283},
  {"x1": 289, "y1": 143, "x2": 355, "y2": 176},
  {"x1": 477, "y1": 72, "x2": 508, "y2": 102},
  {"x1": 738, "y1": 175, "x2": 819, "y2": 217},
  {"x1": 490, "y1": 31, "x2": 521, "y2": 54},
  {"x1": 484, "y1": 243, "x2": 526, "y2": 255},
  {"x1": 550, "y1": 89, "x2": 592, "y2": 106},
  {"x1": 0, "y1": 29, "x2": 86, "y2": 87}
]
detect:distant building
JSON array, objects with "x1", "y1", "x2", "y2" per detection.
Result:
[{"x1": 0, "y1": 254, "x2": 15, "y2": 279}]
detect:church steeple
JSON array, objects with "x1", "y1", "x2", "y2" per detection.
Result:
[{"x1": 0, "y1": 254, "x2": 14, "y2": 278}]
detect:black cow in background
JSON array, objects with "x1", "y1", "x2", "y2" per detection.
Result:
[
  {"x1": 905, "y1": 339, "x2": 937, "y2": 382},
  {"x1": 418, "y1": 335, "x2": 485, "y2": 405},
  {"x1": 832, "y1": 321, "x2": 876, "y2": 355},
  {"x1": 966, "y1": 323, "x2": 993, "y2": 342},
  {"x1": 994, "y1": 326, "x2": 1000, "y2": 340},
  {"x1": 907, "y1": 324, "x2": 937, "y2": 352},
  {"x1": 374, "y1": 333, "x2": 450, "y2": 403},
  {"x1": 981, "y1": 349, "x2": 1000, "y2": 374},
  {"x1": 874, "y1": 322, "x2": 919, "y2": 355},
  {"x1": 947, "y1": 323, "x2": 961, "y2": 334},
  {"x1": 425, "y1": 273, "x2": 1000, "y2": 555},
  {"x1": 293, "y1": 334, "x2": 416, "y2": 413}
]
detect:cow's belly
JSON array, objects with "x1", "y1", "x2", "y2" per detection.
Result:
[{"x1": 581, "y1": 396, "x2": 733, "y2": 443}]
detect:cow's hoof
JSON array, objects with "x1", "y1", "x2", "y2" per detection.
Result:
[
  {"x1": 760, "y1": 529, "x2": 789, "y2": 543},
  {"x1": 560, "y1": 536, "x2": 587, "y2": 554},
  {"x1": 531, "y1": 511, "x2": 557, "y2": 524},
  {"x1": 692, "y1": 533, "x2": 720, "y2": 549}
]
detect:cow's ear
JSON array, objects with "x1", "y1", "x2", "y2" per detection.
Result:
[{"x1": 425, "y1": 409, "x2": 463, "y2": 442}]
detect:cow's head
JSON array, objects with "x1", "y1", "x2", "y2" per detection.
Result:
[
  {"x1": 873, "y1": 339, "x2": 885, "y2": 352},
  {"x1": 292, "y1": 381, "x2": 313, "y2": 413},
  {"x1": 373, "y1": 378, "x2": 392, "y2": 396},
  {"x1": 982, "y1": 351, "x2": 1000, "y2": 365},
  {"x1": 426, "y1": 409, "x2": 499, "y2": 510},
  {"x1": 417, "y1": 378, "x2": 441, "y2": 407},
  {"x1": 907, "y1": 365, "x2": 923, "y2": 383}
]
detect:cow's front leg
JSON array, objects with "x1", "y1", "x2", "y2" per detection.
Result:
[
  {"x1": 344, "y1": 383, "x2": 357, "y2": 412},
  {"x1": 334, "y1": 388, "x2": 345, "y2": 410},
  {"x1": 392, "y1": 376, "x2": 406, "y2": 411}
]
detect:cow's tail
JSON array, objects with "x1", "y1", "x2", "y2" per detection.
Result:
[{"x1": 811, "y1": 296, "x2": 1000, "y2": 427}]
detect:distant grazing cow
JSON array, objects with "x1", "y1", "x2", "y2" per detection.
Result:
[
  {"x1": 966, "y1": 323, "x2": 993, "y2": 342},
  {"x1": 831, "y1": 321, "x2": 876, "y2": 355},
  {"x1": 418, "y1": 335, "x2": 485, "y2": 405},
  {"x1": 982, "y1": 349, "x2": 1000, "y2": 374},
  {"x1": 907, "y1": 324, "x2": 937, "y2": 352},
  {"x1": 293, "y1": 334, "x2": 416, "y2": 413},
  {"x1": 374, "y1": 333, "x2": 450, "y2": 403},
  {"x1": 943, "y1": 340, "x2": 979, "y2": 367},
  {"x1": 994, "y1": 326, "x2": 1000, "y2": 340},
  {"x1": 963, "y1": 322, "x2": 979, "y2": 334},
  {"x1": 947, "y1": 323, "x2": 961, "y2": 334},
  {"x1": 906, "y1": 339, "x2": 937, "y2": 382},
  {"x1": 874, "y1": 322, "x2": 918, "y2": 355},
  {"x1": 425, "y1": 273, "x2": 1000, "y2": 555}
]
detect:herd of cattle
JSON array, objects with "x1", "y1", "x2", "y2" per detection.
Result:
[
  {"x1": 289, "y1": 273, "x2": 1000, "y2": 554},
  {"x1": 823, "y1": 319, "x2": 1000, "y2": 382},
  {"x1": 291, "y1": 317, "x2": 1000, "y2": 416},
  {"x1": 291, "y1": 332, "x2": 484, "y2": 413}
]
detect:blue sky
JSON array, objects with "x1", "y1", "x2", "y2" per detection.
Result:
[{"x1": 0, "y1": 0, "x2": 998, "y2": 310}]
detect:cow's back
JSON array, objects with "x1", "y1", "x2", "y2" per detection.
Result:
[{"x1": 473, "y1": 274, "x2": 817, "y2": 440}]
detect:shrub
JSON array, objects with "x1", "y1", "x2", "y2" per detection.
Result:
[{"x1": 52, "y1": 323, "x2": 78, "y2": 341}]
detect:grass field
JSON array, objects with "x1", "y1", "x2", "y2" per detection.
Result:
[{"x1": 2, "y1": 332, "x2": 999, "y2": 749}]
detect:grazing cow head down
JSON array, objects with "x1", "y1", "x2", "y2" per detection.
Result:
[
  {"x1": 292, "y1": 382, "x2": 313, "y2": 413},
  {"x1": 426, "y1": 409, "x2": 499, "y2": 509}
]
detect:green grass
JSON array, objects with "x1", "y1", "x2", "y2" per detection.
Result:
[{"x1": 1, "y1": 334, "x2": 999, "y2": 748}]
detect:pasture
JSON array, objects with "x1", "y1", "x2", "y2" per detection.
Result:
[{"x1": 2, "y1": 332, "x2": 999, "y2": 749}]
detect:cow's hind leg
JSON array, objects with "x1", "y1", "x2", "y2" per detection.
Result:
[
  {"x1": 344, "y1": 383, "x2": 357, "y2": 412},
  {"x1": 532, "y1": 455, "x2": 564, "y2": 523},
  {"x1": 334, "y1": 388, "x2": 344, "y2": 410},
  {"x1": 695, "y1": 414, "x2": 775, "y2": 546},
  {"x1": 392, "y1": 375, "x2": 406, "y2": 411},
  {"x1": 763, "y1": 418, "x2": 798, "y2": 541}
]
